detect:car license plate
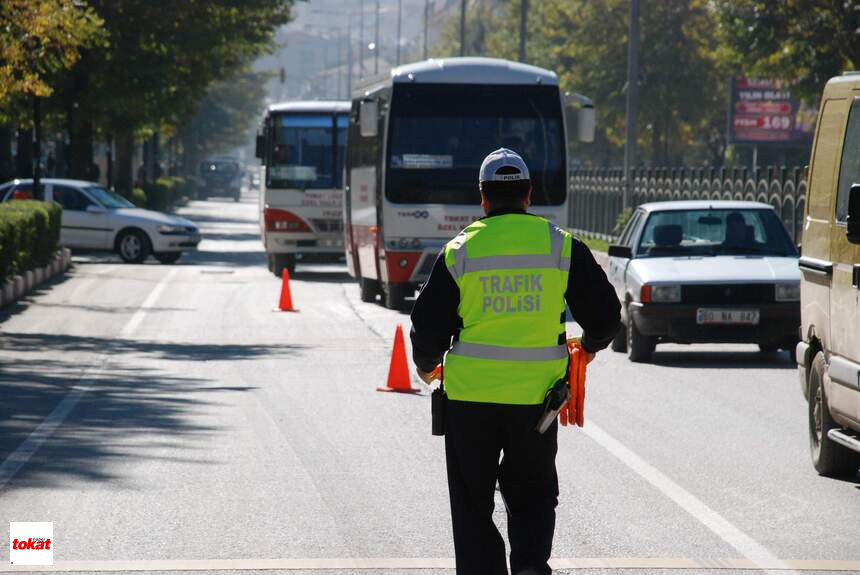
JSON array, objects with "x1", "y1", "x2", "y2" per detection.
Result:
[{"x1": 696, "y1": 308, "x2": 760, "y2": 325}]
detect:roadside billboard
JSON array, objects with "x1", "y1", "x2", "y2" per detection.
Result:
[{"x1": 728, "y1": 77, "x2": 815, "y2": 145}]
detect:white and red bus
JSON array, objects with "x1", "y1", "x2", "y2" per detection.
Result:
[
  {"x1": 344, "y1": 57, "x2": 594, "y2": 308},
  {"x1": 256, "y1": 101, "x2": 350, "y2": 276}
]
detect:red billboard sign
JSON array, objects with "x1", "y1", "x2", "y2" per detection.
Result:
[{"x1": 728, "y1": 77, "x2": 815, "y2": 145}]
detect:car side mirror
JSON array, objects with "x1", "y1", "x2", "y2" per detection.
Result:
[
  {"x1": 255, "y1": 134, "x2": 265, "y2": 159},
  {"x1": 608, "y1": 244, "x2": 632, "y2": 259},
  {"x1": 359, "y1": 99, "x2": 378, "y2": 138},
  {"x1": 847, "y1": 183, "x2": 860, "y2": 244},
  {"x1": 86, "y1": 204, "x2": 107, "y2": 214}
]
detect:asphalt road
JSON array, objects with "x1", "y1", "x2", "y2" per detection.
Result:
[{"x1": 1, "y1": 187, "x2": 858, "y2": 575}]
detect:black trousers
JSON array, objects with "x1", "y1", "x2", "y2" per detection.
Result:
[{"x1": 444, "y1": 399, "x2": 559, "y2": 575}]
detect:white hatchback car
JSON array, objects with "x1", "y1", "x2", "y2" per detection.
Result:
[
  {"x1": 1, "y1": 178, "x2": 200, "y2": 264},
  {"x1": 607, "y1": 201, "x2": 801, "y2": 362}
]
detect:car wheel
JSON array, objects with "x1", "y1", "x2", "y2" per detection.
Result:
[
  {"x1": 611, "y1": 320, "x2": 627, "y2": 353},
  {"x1": 116, "y1": 229, "x2": 151, "y2": 263},
  {"x1": 359, "y1": 277, "x2": 379, "y2": 303},
  {"x1": 627, "y1": 311, "x2": 655, "y2": 363},
  {"x1": 271, "y1": 254, "x2": 296, "y2": 277},
  {"x1": 233, "y1": 192, "x2": 240, "y2": 203},
  {"x1": 384, "y1": 283, "x2": 408, "y2": 311},
  {"x1": 808, "y1": 351, "x2": 860, "y2": 476},
  {"x1": 154, "y1": 252, "x2": 182, "y2": 264}
]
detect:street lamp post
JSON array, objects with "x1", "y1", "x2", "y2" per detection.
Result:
[
  {"x1": 396, "y1": 0, "x2": 402, "y2": 67},
  {"x1": 623, "y1": 0, "x2": 640, "y2": 211},
  {"x1": 374, "y1": 0, "x2": 380, "y2": 75},
  {"x1": 423, "y1": 0, "x2": 430, "y2": 60},
  {"x1": 519, "y1": 0, "x2": 528, "y2": 62},
  {"x1": 360, "y1": 0, "x2": 365, "y2": 77},
  {"x1": 459, "y1": 0, "x2": 466, "y2": 56}
]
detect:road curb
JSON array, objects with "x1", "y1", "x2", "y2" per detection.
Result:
[{"x1": 0, "y1": 248, "x2": 72, "y2": 309}]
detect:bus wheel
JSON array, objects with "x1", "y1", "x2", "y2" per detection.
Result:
[
  {"x1": 384, "y1": 283, "x2": 407, "y2": 311},
  {"x1": 359, "y1": 277, "x2": 379, "y2": 302},
  {"x1": 272, "y1": 254, "x2": 296, "y2": 277}
]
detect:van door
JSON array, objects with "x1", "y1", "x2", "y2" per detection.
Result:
[
  {"x1": 800, "y1": 98, "x2": 843, "y2": 358},
  {"x1": 830, "y1": 96, "x2": 860, "y2": 424}
]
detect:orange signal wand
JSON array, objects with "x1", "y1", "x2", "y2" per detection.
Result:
[{"x1": 560, "y1": 339, "x2": 587, "y2": 428}]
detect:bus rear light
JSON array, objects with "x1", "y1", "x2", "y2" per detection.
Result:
[
  {"x1": 385, "y1": 251, "x2": 422, "y2": 283},
  {"x1": 264, "y1": 208, "x2": 312, "y2": 233}
]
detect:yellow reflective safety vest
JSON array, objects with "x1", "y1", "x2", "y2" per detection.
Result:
[{"x1": 443, "y1": 213, "x2": 572, "y2": 405}]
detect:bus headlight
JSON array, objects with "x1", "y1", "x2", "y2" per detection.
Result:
[{"x1": 775, "y1": 282, "x2": 800, "y2": 301}]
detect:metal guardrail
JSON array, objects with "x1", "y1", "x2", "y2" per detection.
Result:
[{"x1": 569, "y1": 166, "x2": 807, "y2": 242}]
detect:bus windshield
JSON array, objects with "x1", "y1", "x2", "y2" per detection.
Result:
[
  {"x1": 268, "y1": 114, "x2": 347, "y2": 190},
  {"x1": 386, "y1": 83, "x2": 565, "y2": 205}
]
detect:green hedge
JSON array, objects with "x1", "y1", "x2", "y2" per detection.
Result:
[
  {"x1": 0, "y1": 200, "x2": 63, "y2": 282},
  {"x1": 143, "y1": 176, "x2": 188, "y2": 212}
]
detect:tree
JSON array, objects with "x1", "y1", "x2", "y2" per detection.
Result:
[
  {"x1": 178, "y1": 68, "x2": 271, "y2": 174},
  {"x1": 0, "y1": 0, "x2": 103, "y2": 105},
  {"x1": 49, "y1": 0, "x2": 295, "y2": 189},
  {"x1": 716, "y1": 0, "x2": 860, "y2": 102},
  {"x1": 0, "y1": 0, "x2": 103, "y2": 180},
  {"x1": 433, "y1": 0, "x2": 727, "y2": 166}
]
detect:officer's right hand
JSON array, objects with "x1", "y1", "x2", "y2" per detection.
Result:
[{"x1": 416, "y1": 366, "x2": 440, "y2": 385}]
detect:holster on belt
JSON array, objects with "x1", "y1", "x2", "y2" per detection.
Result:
[{"x1": 535, "y1": 377, "x2": 571, "y2": 434}]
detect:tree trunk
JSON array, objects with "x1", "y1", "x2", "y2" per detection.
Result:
[
  {"x1": 15, "y1": 125, "x2": 32, "y2": 178},
  {"x1": 115, "y1": 129, "x2": 134, "y2": 194},
  {"x1": 66, "y1": 63, "x2": 94, "y2": 180},
  {"x1": 0, "y1": 124, "x2": 13, "y2": 181}
]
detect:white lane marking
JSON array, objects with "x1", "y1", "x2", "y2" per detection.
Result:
[
  {"x1": 582, "y1": 422, "x2": 798, "y2": 575},
  {"x1": 0, "y1": 268, "x2": 179, "y2": 491},
  {"x1": 1, "y1": 557, "x2": 858, "y2": 572},
  {"x1": 120, "y1": 269, "x2": 177, "y2": 337}
]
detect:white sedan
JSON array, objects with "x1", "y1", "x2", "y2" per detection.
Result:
[
  {"x1": 1, "y1": 178, "x2": 200, "y2": 264},
  {"x1": 606, "y1": 201, "x2": 801, "y2": 362}
]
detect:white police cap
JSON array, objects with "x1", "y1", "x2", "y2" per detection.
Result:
[{"x1": 478, "y1": 148, "x2": 530, "y2": 183}]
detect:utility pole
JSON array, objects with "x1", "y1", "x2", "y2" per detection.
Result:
[
  {"x1": 337, "y1": 31, "x2": 343, "y2": 99},
  {"x1": 374, "y1": 0, "x2": 380, "y2": 75},
  {"x1": 347, "y1": 24, "x2": 353, "y2": 97},
  {"x1": 423, "y1": 0, "x2": 430, "y2": 60},
  {"x1": 518, "y1": 0, "x2": 528, "y2": 62},
  {"x1": 396, "y1": 0, "x2": 402, "y2": 67},
  {"x1": 459, "y1": 0, "x2": 466, "y2": 56},
  {"x1": 359, "y1": 0, "x2": 365, "y2": 77},
  {"x1": 622, "y1": 0, "x2": 640, "y2": 211}
]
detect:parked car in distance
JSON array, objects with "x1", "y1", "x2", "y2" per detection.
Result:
[
  {"x1": 0, "y1": 178, "x2": 200, "y2": 264},
  {"x1": 606, "y1": 201, "x2": 800, "y2": 363},
  {"x1": 199, "y1": 157, "x2": 242, "y2": 202},
  {"x1": 796, "y1": 73, "x2": 860, "y2": 477}
]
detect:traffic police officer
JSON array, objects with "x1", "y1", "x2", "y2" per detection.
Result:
[{"x1": 410, "y1": 148, "x2": 621, "y2": 574}]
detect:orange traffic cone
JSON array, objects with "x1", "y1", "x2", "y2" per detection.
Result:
[
  {"x1": 377, "y1": 324, "x2": 420, "y2": 393},
  {"x1": 278, "y1": 268, "x2": 297, "y2": 311}
]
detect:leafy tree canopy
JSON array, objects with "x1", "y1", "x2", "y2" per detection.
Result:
[
  {"x1": 716, "y1": 0, "x2": 860, "y2": 102},
  {"x1": 0, "y1": 0, "x2": 103, "y2": 109}
]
